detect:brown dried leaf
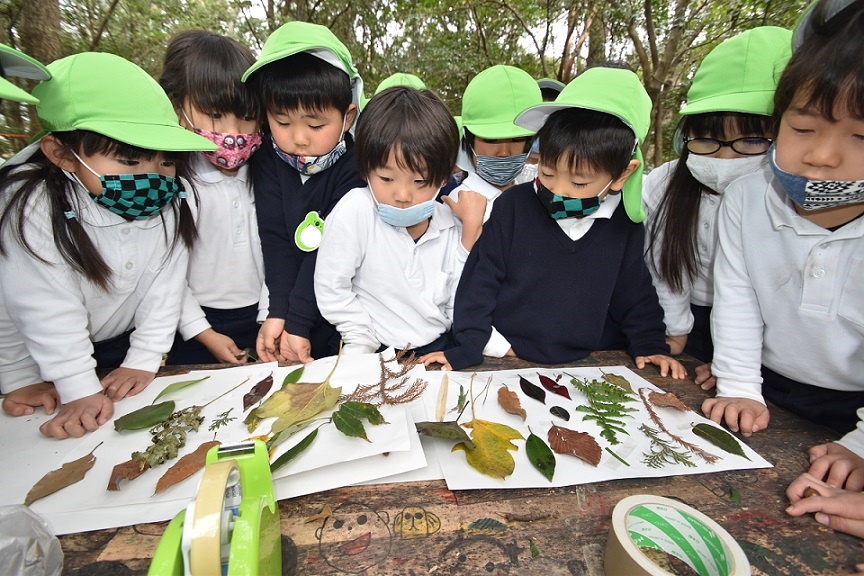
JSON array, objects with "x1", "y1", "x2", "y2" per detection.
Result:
[
  {"x1": 648, "y1": 390, "x2": 690, "y2": 411},
  {"x1": 154, "y1": 441, "x2": 220, "y2": 495},
  {"x1": 547, "y1": 424, "x2": 602, "y2": 467},
  {"x1": 305, "y1": 503, "x2": 333, "y2": 524},
  {"x1": 25, "y1": 444, "x2": 101, "y2": 506},
  {"x1": 107, "y1": 458, "x2": 150, "y2": 491},
  {"x1": 497, "y1": 386, "x2": 526, "y2": 421}
]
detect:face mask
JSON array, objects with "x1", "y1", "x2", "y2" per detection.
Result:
[
  {"x1": 71, "y1": 152, "x2": 181, "y2": 220},
  {"x1": 685, "y1": 154, "x2": 767, "y2": 193},
  {"x1": 271, "y1": 114, "x2": 348, "y2": 175},
  {"x1": 535, "y1": 178, "x2": 612, "y2": 219},
  {"x1": 768, "y1": 146, "x2": 864, "y2": 210},
  {"x1": 182, "y1": 110, "x2": 261, "y2": 170},
  {"x1": 473, "y1": 149, "x2": 529, "y2": 187},
  {"x1": 370, "y1": 187, "x2": 436, "y2": 228}
]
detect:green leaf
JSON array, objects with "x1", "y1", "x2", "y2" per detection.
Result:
[
  {"x1": 526, "y1": 431, "x2": 556, "y2": 482},
  {"x1": 244, "y1": 347, "x2": 259, "y2": 362},
  {"x1": 153, "y1": 376, "x2": 209, "y2": 403},
  {"x1": 114, "y1": 401, "x2": 175, "y2": 432},
  {"x1": 333, "y1": 410, "x2": 369, "y2": 441},
  {"x1": 270, "y1": 429, "x2": 319, "y2": 473},
  {"x1": 692, "y1": 423, "x2": 750, "y2": 460},
  {"x1": 415, "y1": 421, "x2": 475, "y2": 450},
  {"x1": 601, "y1": 372, "x2": 633, "y2": 393},
  {"x1": 281, "y1": 365, "x2": 305, "y2": 388},
  {"x1": 339, "y1": 401, "x2": 387, "y2": 425},
  {"x1": 266, "y1": 419, "x2": 317, "y2": 452},
  {"x1": 730, "y1": 488, "x2": 741, "y2": 502},
  {"x1": 530, "y1": 539, "x2": 540, "y2": 558}
]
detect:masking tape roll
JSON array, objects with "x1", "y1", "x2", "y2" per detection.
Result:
[
  {"x1": 605, "y1": 495, "x2": 750, "y2": 576},
  {"x1": 190, "y1": 459, "x2": 240, "y2": 576}
]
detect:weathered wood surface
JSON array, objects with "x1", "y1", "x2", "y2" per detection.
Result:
[{"x1": 60, "y1": 353, "x2": 864, "y2": 576}]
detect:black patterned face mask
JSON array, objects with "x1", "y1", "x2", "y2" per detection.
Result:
[{"x1": 534, "y1": 179, "x2": 611, "y2": 219}]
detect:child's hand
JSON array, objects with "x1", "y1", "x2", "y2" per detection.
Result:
[
  {"x1": 807, "y1": 443, "x2": 864, "y2": 491},
  {"x1": 282, "y1": 333, "x2": 314, "y2": 364},
  {"x1": 421, "y1": 352, "x2": 452, "y2": 371},
  {"x1": 2, "y1": 382, "x2": 59, "y2": 416},
  {"x1": 694, "y1": 362, "x2": 716, "y2": 390},
  {"x1": 443, "y1": 190, "x2": 486, "y2": 251},
  {"x1": 39, "y1": 392, "x2": 113, "y2": 439},
  {"x1": 701, "y1": 396, "x2": 769, "y2": 436},
  {"x1": 665, "y1": 334, "x2": 687, "y2": 356},
  {"x1": 101, "y1": 368, "x2": 155, "y2": 400},
  {"x1": 635, "y1": 354, "x2": 687, "y2": 379},
  {"x1": 196, "y1": 328, "x2": 247, "y2": 364},
  {"x1": 256, "y1": 318, "x2": 285, "y2": 362},
  {"x1": 786, "y1": 472, "x2": 864, "y2": 539}
]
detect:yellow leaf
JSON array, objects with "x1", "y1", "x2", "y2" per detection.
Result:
[
  {"x1": 453, "y1": 419, "x2": 523, "y2": 479},
  {"x1": 259, "y1": 382, "x2": 342, "y2": 435}
]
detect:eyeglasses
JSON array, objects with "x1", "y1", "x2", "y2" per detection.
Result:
[{"x1": 684, "y1": 136, "x2": 773, "y2": 156}]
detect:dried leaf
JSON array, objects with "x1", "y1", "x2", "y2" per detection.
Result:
[
  {"x1": 281, "y1": 365, "x2": 305, "y2": 389},
  {"x1": 526, "y1": 431, "x2": 556, "y2": 481},
  {"x1": 692, "y1": 423, "x2": 750, "y2": 460},
  {"x1": 113, "y1": 401, "x2": 175, "y2": 432},
  {"x1": 601, "y1": 372, "x2": 633, "y2": 393},
  {"x1": 538, "y1": 373, "x2": 571, "y2": 400},
  {"x1": 333, "y1": 410, "x2": 369, "y2": 441},
  {"x1": 25, "y1": 443, "x2": 101, "y2": 506},
  {"x1": 153, "y1": 376, "x2": 209, "y2": 403},
  {"x1": 549, "y1": 406, "x2": 570, "y2": 421},
  {"x1": 270, "y1": 428, "x2": 319, "y2": 472},
  {"x1": 154, "y1": 441, "x2": 220, "y2": 494},
  {"x1": 415, "y1": 421, "x2": 475, "y2": 450},
  {"x1": 467, "y1": 518, "x2": 508, "y2": 530},
  {"x1": 499, "y1": 511, "x2": 550, "y2": 522},
  {"x1": 453, "y1": 419, "x2": 523, "y2": 479},
  {"x1": 305, "y1": 503, "x2": 333, "y2": 524},
  {"x1": 436, "y1": 374, "x2": 449, "y2": 422},
  {"x1": 519, "y1": 376, "x2": 546, "y2": 404},
  {"x1": 108, "y1": 458, "x2": 150, "y2": 491},
  {"x1": 648, "y1": 390, "x2": 690, "y2": 411},
  {"x1": 243, "y1": 372, "x2": 274, "y2": 411},
  {"x1": 497, "y1": 386, "x2": 526, "y2": 421},
  {"x1": 547, "y1": 424, "x2": 602, "y2": 467}
]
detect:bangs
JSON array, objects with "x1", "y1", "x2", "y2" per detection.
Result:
[
  {"x1": 683, "y1": 112, "x2": 774, "y2": 139},
  {"x1": 251, "y1": 53, "x2": 352, "y2": 115},
  {"x1": 185, "y1": 55, "x2": 260, "y2": 119},
  {"x1": 789, "y1": 78, "x2": 864, "y2": 122}
]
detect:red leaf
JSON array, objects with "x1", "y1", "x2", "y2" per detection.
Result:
[
  {"x1": 243, "y1": 372, "x2": 274, "y2": 411},
  {"x1": 547, "y1": 424, "x2": 602, "y2": 467},
  {"x1": 538, "y1": 374, "x2": 571, "y2": 400}
]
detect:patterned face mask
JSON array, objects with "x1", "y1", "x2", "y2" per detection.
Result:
[
  {"x1": 182, "y1": 110, "x2": 261, "y2": 170},
  {"x1": 473, "y1": 149, "x2": 529, "y2": 187},
  {"x1": 769, "y1": 145, "x2": 864, "y2": 210},
  {"x1": 71, "y1": 151, "x2": 182, "y2": 220},
  {"x1": 535, "y1": 178, "x2": 612, "y2": 219},
  {"x1": 271, "y1": 114, "x2": 349, "y2": 175}
]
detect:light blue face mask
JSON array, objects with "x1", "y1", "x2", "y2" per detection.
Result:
[
  {"x1": 769, "y1": 145, "x2": 864, "y2": 210},
  {"x1": 370, "y1": 187, "x2": 437, "y2": 228},
  {"x1": 473, "y1": 149, "x2": 529, "y2": 187}
]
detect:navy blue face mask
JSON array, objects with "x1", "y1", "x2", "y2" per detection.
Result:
[{"x1": 769, "y1": 145, "x2": 864, "y2": 210}]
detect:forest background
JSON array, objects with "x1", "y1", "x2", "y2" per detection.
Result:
[{"x1": 3, "y1": 0, "x2": 808, "y2": 165}]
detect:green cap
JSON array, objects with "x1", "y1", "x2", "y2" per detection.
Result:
[
  {"x1": 515, "y1": 67, "x2": 652, "y2": 223},
  {"x1": 461, "y1": 65, "x2": 542, "y2": 139},
  {"x1": 0, "y1": 44, "x2": 50, "y2": 104},
  {"x1": 681, "y1": 26, "x2": 792, "y2": 116},
  {"x1": 375, "y1": 72, "x2": 426, "y2": 95},
  {"x1": 31, "y1": 52, "x2": 215, "y2": 152},
  {"x1": 241, "y1": 21, "x2": 363, "y2": 110}
]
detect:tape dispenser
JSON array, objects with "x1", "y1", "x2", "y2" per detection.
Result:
[{"x1": 149, "y1": 441, "x2": 281, "y2": 576}]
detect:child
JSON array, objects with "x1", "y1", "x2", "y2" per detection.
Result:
[
  {"x1": 702, "y1": 0, "x2": 864, "y2": 447},
  {"x1": 644, "y1": 27, "x2": 791, "y2": 368},
  {"x1": 242, "y1": 21, "x2": 365, "y2": 364},
  {"x1": 0, "y1": 52, "x2": 214, "y2": 438},
  {"x1": 159, "y1": 30, "x2": 266, "y2": 365},
  {"x1": 315, "y1": 87, "x2": 485, "y2": 355},
  {"x1": 449, "y1": 65, "x2": 543, "y2": 220},
  {"x1": 423, "y1": 67, "x2": 685, "y2": 378}
]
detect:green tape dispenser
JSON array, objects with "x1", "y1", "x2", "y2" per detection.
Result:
[{"x1": 149, "y1": 441, "x2": 281, "y2": 575}]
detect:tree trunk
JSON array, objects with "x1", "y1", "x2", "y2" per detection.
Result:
[{"x1": 18, "y1": 0, "x2": 62, "y2": 149}]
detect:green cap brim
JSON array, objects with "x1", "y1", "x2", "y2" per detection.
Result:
[
  {"x1": 623, "y1": 146, "x2": 645, "y2": 223},
  {"x1": 0, "y1": 76, "x2": 37, "y2": 103},
  {"x1": 75, "y1": 120, "x2": 217, "y2": 152},
  {"x1": 680, "y1": 90, "x2": 777, "y2": 116},
  {"x1": 464, "y1": 121, "x2": 535, "y2": 140}
]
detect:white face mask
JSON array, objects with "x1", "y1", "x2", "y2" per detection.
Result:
[{"x1": 685, "y1": 154, "x2": 767, "y2": 194}]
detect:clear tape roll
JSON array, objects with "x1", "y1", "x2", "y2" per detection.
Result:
[
  {"x1": 190, "y1": 459, "x2": 240, "y2": 576},
  {"x1": 605, "y1": 495, "x2": 750, "y2": 576}
]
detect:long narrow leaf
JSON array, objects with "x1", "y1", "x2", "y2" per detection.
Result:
[
  {"x1": 270, "y1": 428, "x2": 319, "y2": 472},
  {"x1": 153, "y1": 376, "x2": 210, "y2": 403}
]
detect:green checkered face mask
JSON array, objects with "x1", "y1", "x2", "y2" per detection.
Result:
[{"x1": 70, "y1": 151, "x2": 183, "y2": 220}]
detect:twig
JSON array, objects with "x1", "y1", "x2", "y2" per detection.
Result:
[{"x1": 637, "y1": 387, "x2": 719, "y2": 464}]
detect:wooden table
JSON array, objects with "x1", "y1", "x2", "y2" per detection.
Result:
[{"x1": 58, "y1": 352, "x2": 863, "y2": 576}]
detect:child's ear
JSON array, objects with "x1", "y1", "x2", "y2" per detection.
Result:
[
  {"x1": 612, "y1": 158, "x2": 641, "y2": 190},
  {"x1": 40, "y1": 136, "x2": 79, "y2": 172},
  {"x1": 344, "y1": 103, "x2": 358, "y2": 130}
]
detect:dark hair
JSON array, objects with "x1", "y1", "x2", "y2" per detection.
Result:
[
  {"x1": 245, "y1": 52, "x2": 352, "y2": 117},
  {"x1": 159, "y1": 30, "x2": 260, "y2": 122},
  {"x1": 0, "y1": 131, "x2": 197, "y2": 291},
  {"x1": 536, "y1": 107, "x2": 635, "y2": 181},
  {"x1": 646, "y1": 112, "x2": 773, "y2": 292},
  {"x1": 355, "y1": 87, "x2": 458, "y2": 187},
  {"x1": 460, "y1": 129, "x2": 532, "y2": 159},
  {"x1": 774, "y1": 0, "x2": 864, "y2": 121}
]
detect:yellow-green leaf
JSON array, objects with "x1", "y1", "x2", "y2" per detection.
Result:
[
  {"x1": 153, "y1": 376, "x2": 210, "y2": 403},
  {"x1": 453, "y1": 419, "x2": 523, "y2": 479},
  {"x1": 258, "y1": 382, "x2": 342, "y2": 435},
  {"x1": 281, "y1": 365, "x2": 305, "y2": 388}
]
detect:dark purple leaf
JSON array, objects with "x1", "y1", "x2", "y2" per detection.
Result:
[
  {"x1": 243, "y1": 373, "x2": 274, "y2": 411},
  {"x1": 549, "y1": 406, "x2": 570, "y2": 421},
  {"x1": 519, "y1": 376, "x2": 546, "y2": 404},
  {"x1": 538, "y1": 373, "x2": 571, "y2": 400}
]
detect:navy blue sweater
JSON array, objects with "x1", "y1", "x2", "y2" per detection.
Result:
[
  {"x1": 444, "y1": 182, "x2": 669, "y2": 370},
  {"x1": 253, "y1": 134, "x2": 365, "y2": 356}
]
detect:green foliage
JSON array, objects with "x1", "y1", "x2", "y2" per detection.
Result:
[
  {"x1": 570, "y1": 377, "x2": 637, "y2": 445},
  {"x1": 640, "y1": 424, "x2": 696, "y2": 469}
]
